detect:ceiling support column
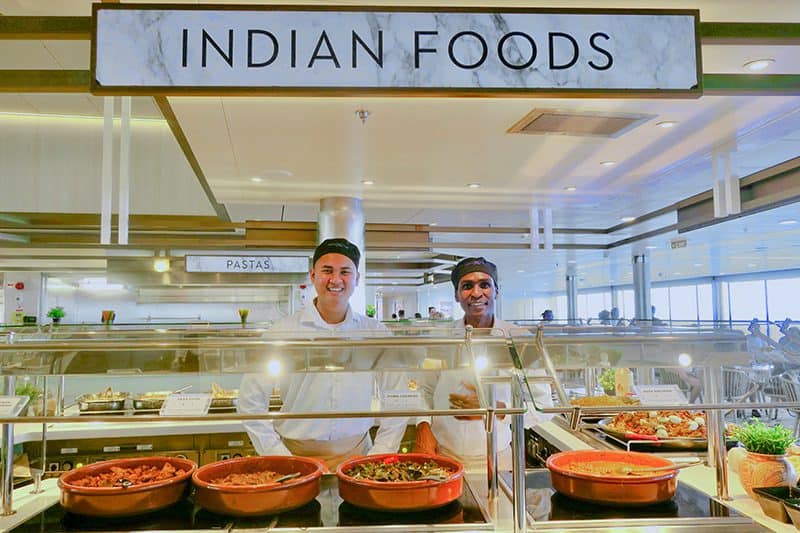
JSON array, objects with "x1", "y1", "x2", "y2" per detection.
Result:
[
  {"x1": 633, "y1": 255, "x2": 652, "y2": 322},
  {"x1": 566, "y1": 274, "x2": 578, "y2": 325},
  {"x1": 711, "y1": 277, "x2": 727, "y2": 325},
  {"x1": 318, "y1": 197, "x2": 366, "y2": 313}
]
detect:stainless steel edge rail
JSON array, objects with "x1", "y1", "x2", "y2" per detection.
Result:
[{"x1": 0, "y1": 407, "x2": 527, "y2": 424}]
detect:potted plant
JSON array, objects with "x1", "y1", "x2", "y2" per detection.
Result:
[
  {"x1": 47, "y1": 306, "x2": 65, "y2": 324},
  {"x1": 598, "y1": 368, "x2": 615, "y2": 395},
  {"x1": 730, "y1": 419, "x2": 797, "y2": 498},
  {"x1": 238, "y1": 308, "x2": 249, "y2": 327}
]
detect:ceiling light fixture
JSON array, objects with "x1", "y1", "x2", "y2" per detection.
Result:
[
  {"x1": 563, "y1": 186, "x2": 577, "y2": 192},
  {"x1": 0, "y1": 111, "x2": 166, "y2": 125},
  {"x1": 779, "y1": 219, "x2": 798, "y2": 225},
  {"x1": 694, "y1": 263, "x2": 703, "y2": 267},
  {"x1": 620, "y1": 216, "x2": 636, "y2": 223},
  {"x1": 250, "y1": 177, "x2": 264, "y2": 183},
  {"x1": 567, "y1": 260, "x2": 576, "y2": 264},
  {"x1": 361, "y1": 179, "x2": 375, "y2": 185},
  {"x1": 516, "y1": 269, "x2": 525, "y2": 273},
  {"x1": 743, "y1": 58, "x2": 775, "y2": 72},
  {"x1": 600, "y1": 160, "x2": 616, "y2": 167},
  {"x1": 429, "y1": 222, "x2": 438, "y2": 226},
  {"x1": 467, "y1": 183, "x2": 481, "y2": 189},
  {"x1": 645, "y1": 245, "x2": 658, "y2": 250},
  {"x1": 656, "y1": 120, "x2": 677, "y2": 128}
]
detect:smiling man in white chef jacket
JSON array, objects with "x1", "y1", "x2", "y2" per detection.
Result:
[
  {"x1": 414, "y1": 257, "x2": 553, "y2": 470},
  {"x1": 238, "y1": 238, "x2": 407, "y2": 469}
]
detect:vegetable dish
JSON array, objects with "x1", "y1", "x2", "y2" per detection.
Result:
[
  {"x1": 570, "y1": 395, "x2": 640, "y2": 407},
  {"x1": 607, "y1": 410, "x2": 706, "y2": 439},
  {"x1": 345, "y1": 459, "x2": 454, "y2": 482}
]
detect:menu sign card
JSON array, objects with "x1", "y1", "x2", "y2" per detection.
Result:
[
  {"x1": 160, "y1": 393, "x2": 212, "y2": 416},
  {"x1": 634, "y1": 385, "x2": 688, "y2": 405},
  {"x1": 382, "y1": 391, "x2": 423, "y2": 410},
  {"x1": 0, "y1": 396, "x2": 29, "y2": 417}
]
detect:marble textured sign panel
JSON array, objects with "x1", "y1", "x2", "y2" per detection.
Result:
[{"x1": 94, "y1": 8, "x2": 699, "y2": 92}]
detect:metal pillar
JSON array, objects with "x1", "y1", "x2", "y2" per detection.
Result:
[
  {"x1": 711, "y1": 277, "x2": 726, "y2": 325},
  {"x1": 565, "y1": 275, "x2": 577, "y2": 325},
  {"x1": 704, "y1": 367, "x2": 730, "y2": 500},
  {"x1": 632, "y1": 255, "x2": 652, "y2": 321},
  {"x1": 1, "y1": 376, "x2": 15, "y2": 516},
  {"x1": 318, "y1": 197, "x2": 366, "y2": 313}
]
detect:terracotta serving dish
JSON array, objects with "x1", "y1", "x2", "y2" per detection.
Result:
[
  {"x1": 336, "y1": 453, "x2": 464, "y2": 512},
  {"x1": 58, "y1": 456, "x2": 196, "y2": 517},
  {"x1": 192, "y1": 456, "x2": 324, "y2": 517},
  {"x1": 546, "y1": 450, "x2": 678, "y2": 506}
]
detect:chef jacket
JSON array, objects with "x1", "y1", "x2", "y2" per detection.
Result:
[
  {"x1": 418, "y1": 318, "x2": 553, "y2": 461},
  {"x1": 238, "y1": 303, "x2": 409, "y2": 457}
]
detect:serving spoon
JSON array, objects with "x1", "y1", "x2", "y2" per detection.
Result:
[{"x1": 621, "y1": 460, "x2": 704, "y2": 476}]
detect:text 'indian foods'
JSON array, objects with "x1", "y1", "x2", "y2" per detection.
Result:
[{"x1": 180, "y1": 29, "x2": 614, "y2": 71}]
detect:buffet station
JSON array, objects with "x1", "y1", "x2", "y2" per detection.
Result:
[{"x1": 0, "y1": 326, "x2": 797, "y2": 531}]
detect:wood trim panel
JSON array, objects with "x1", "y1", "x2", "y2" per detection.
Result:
[
  {"x1": 0, "y1": 70, "x2": 90, "y2": 92},
  {"x1": 0, "y1": 16, "x2": 91, "y2": 40}
]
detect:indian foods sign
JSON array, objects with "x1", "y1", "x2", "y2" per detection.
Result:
[{"x1": 91, "y1": 5, "x2": 700, "y2": 96}]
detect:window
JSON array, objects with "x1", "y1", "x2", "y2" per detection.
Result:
[
  {"x1": 767, "y1": 277, "x2": 800, "y2": 323},
  {"x1": 670, "y1": 285, "x2": 698, "y2": 323},
  {"x1": 697, "y1": 283, "x2": 713, "y2": 321},
  {"x1": 652, "y1": 287, "x2": 670, "y2": 321},
  {"x1": 728, "y1": 280, "x2": 767, "y2": 321}
]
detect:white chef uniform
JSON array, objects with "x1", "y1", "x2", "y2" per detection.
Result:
[
  {"x1": 418, "y1": 318, "x2": 553, "y2": 471},
  {"x1": 238, "y1": 303, "x2": 408, "y2": 469}
]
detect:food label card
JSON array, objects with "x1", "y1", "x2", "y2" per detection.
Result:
[
  {"x1": 160, "y1": 393, "x2": 212, "y2": 416},
  {"x1": 382, "y1": 391, "x2": 423, "y2": 410},
  {"x1": 634, "y1": 385, "x2": 688, "y2": 405},
  {"x1": 0, "y1": 396, "x2": 28, "y2": 417}
]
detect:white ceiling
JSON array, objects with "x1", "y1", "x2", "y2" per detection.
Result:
[{"x1": 0, "y1": 0, "x2": 799, "y2": 296}]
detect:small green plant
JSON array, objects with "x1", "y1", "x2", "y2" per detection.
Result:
[
  {"x1": 15, "y1": 382, "x2": 41, "y2": 402},
  {"x1": 47, "y1": 306, "x2": 65, "y2": 319},
  {"x1": 366, "y1": 304, "x2": 376, "y2": 318},
  {"x1": 598, "y1": 368, "x2": 615, "y2": 393},
  {"x1": 730, "y1": 419, "x2": 795, "y2": 455}
]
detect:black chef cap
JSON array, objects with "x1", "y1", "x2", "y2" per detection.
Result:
[
  {"x1": 451, "y1": 257, "x2": 498, "y2": 288},
  {"x1": 312, "y1": 238, "x2": 361, "y2": 269}
]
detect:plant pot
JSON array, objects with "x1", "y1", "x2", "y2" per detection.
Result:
[
  {"x1": 738, "y1": 451, "x2": 796, "y2": 499},
  {"x1": 52, "y1": 318, "x2": 61, "y2": 325}
]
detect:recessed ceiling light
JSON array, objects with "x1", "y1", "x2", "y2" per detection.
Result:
[
  {"x1": 693, "y1": 263, "x2": 703, "y2": 267},
  {"x1": 672, "y1": 272, "x2": 681, "y2": 276},
  {"x1": 563, "y1": 186, "x2": 577, "y2": 192},
  {"x1": 516, "y1": 269, "x2": 525, "y2": 273},
  {"x1": 620, "y1": 216, "x2": 636, "y2": 223},
  {"x1": 567, "y1": 260, "x2": 576, "y2": 264},
  {"x1": 250, "y1": 176, "x2": 264, "y2": 183},
  {"x1": 779, "y1": 219, "x2": 798, "y2": 225},
  {"x1": 260, "y1": 168, "x2": 293, "y2": 178},
  {"x1": 656, "y1": 120, "x2": 677, "y2": 128},
  {"x1": 361, "y1": 179, "x2": 375, "y2": 185},
  {"x1": 645, "y1": 245, "x2": 658, "y2": 250},
  {"x1": 743, "y1": 58, "x2": 775, "y2": 72},
  {"x1": 600, "y1": 161, "x2": 616, "y2": 167},
  {"x1": 429, "y1": 222, "x2": 438, "y2": 226},
  {"x1": 748, "y1": 263, "x2": 757, "y2": 268},
  {"x1": 467, "y1": 183, "x2": 481, "y2": 189}
]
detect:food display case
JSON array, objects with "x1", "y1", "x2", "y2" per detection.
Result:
[{"x1": 0, "y1": 325, "x2": 791, "y2": 532}]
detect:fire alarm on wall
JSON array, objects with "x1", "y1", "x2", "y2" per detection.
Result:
[{"x1": 14, "y1": 282, "x2": 24, "y2": 290}]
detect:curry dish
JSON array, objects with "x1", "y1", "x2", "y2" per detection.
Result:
[
  {"x1": 210, "y1": 469, "x2": 281, "y2": 485},
  {"x1": 70, "y1": 463, "x2": 187, "y2": 488}
]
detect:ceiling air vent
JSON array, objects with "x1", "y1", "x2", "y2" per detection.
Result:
[{"x1": 507, "y1": 109, "x2": 655, "y2": 138}]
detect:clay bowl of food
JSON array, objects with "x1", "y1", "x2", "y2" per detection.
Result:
[
  {"x1": 336, "y1": 453, "x2": 464, "y2": 512},
  {"x1": 192, "y1": 456, "x2": 325, "y2": 517},
  {"x1": 546, "y1": 450, "x2": 678, "y2": 506},
  {"x1": 58, "y1": 456, "x2": 196, "y2": 517}
]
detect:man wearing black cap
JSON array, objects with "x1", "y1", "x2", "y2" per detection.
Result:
[
  {"x1": 415, "y1": 257, "x2": 552, "y2": 469},
  {"x1": 239, "y1": 238, "x2": 407, "y2": 468}
]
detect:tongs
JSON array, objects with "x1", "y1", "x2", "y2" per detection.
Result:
[{"x1": 417, "y1": 474, "x2": 450, "y2": 482}]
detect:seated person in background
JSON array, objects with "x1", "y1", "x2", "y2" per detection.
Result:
[
  {"x1": 414, "y1": 312, "x2": 423, "y2": 319},
  {"x1": 415, "y1": 257, "x2": 553, "y2": 470},
  {"x1": 651, "y1": 305, "x2": 665, "y2": 326},
  {"x1": 540, "y1": 309, "x2": 554, "y2": 323},
  {"x1": 598, "y1": 309, "x2": 611, "y2": 325},
  {"x1": 238, "y1": 238, "x2": 407, "y2": 469}
]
